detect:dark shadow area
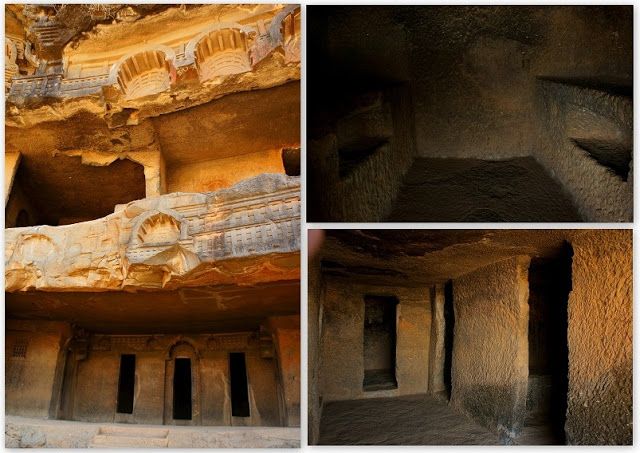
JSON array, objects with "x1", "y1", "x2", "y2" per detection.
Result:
[
  {"x1": 282, "y1": 147, "x2": 301, "y2": 176},
  {"x1": 363, "y1": 295, "x2": 398, "y2": 391},
  {"x1": 387, "y1": 157, "x2": 582, "y2": 222},
  {"x1": 5, "y1": 155, "x2": 146, "y2": 227},
  {"x1": 525, "y1": 242, "x2": 572, "y2": 444},
  {"x1": 571, "y1": 139, "x2": 632, "y2": 181},
  {"x1": 306, "y1": 5, "x2": 632, "y2": 223},
  {"x1": 339, "y1": 140, "x2": 388, "y2": 178},
  {"x1": 116, "y1": 354, "x2": 136, "y2": 414},
  {"x1": 538, "y1": 76, "x2": 632, "y2": 97},
  {"x1": 230, "y1": 352, "x2": 250, "y2": 417},
  {"x1": 173, "y1": 358, "x2": 192, "y2": 420},
  {"x1": 443, "y1": 280, "x2": 455, "y2": 400}
]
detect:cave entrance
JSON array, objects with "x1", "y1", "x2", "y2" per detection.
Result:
[
  {"x1": 443, "y1": 280, "x2": 455, "y2": 400},
  {"x1": 525, "y1": 242, "x2": 572, "y2": 444},
  {"x1": 363, "y1": 295, "x2": 398, "y2": 391},
  {"x1": 5, "y1": 155, "x2": 146, "y2": 227}
]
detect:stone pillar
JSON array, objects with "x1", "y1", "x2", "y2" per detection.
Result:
[
  {"x1": 308, "y1": 255, "x2": 323, "y2": 444},
  {"x1": 428, "y1": 284, "x2": 446, "y2": 394},
  {"x1": 450, "y1": 256, "x2": 530, "y2": 443},
  {"x1": 268, "y1": 315, "x2": 300, "y2": 427},
  {"x1": 565, "y1": 230, "x2": 632, "y2": 445},
  {"x1": 127, "y1": 150, "x2": 164, "y2": 197},
  {"x1": 5, "y1": 151, "x2": 21, "y2": 206}
]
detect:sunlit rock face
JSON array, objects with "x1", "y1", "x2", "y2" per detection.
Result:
[
  {"x1": 194, "y1": 28, "x2": 252, "y2": 81},
  {"x1": 5, "y1": 174, "x2": 301, "y2": 292},
  {"x1": 4, "y1": 4, "x2": 301, "y2": 442},
  {"x1": 5, "y1": 4, "x2": 301, "y2": 127}
]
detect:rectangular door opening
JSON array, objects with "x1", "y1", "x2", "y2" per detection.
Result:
[
  {"x1": 229, "y1": 352, "x2": 250, "y2": 417},
  {"x1": 526, "y1": 241, "x2": 572, "y2": 444},
  {"x1": 173, "y1": 358, "x2": 192, "y2": 420},
  {"x1": 116, "y1": 354, "x2": 135, "y2": 414},
  {"x1": 443, "y1": 280, "x2": 455, "y2": 400},
  {"x1": 363, "y1": 295, "x2": 398, "y2": 391}
]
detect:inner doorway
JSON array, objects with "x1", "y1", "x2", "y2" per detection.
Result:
[
  {"x1": 524, "y1": 242, "x2": 572, "y2": 444},
  {"x1": 164, "y1": 342, "x2": 200, "y2": 425},
  {"x1": 363, "y1": 295, "x2": 398, "y2": 391},
  {"x1": 173, "y1": 358, "x2": 192, "y2": 420}
]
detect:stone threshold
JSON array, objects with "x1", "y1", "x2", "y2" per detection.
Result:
[{"x1": 6, "y1": 416, "x2": 300, "y2": 448}]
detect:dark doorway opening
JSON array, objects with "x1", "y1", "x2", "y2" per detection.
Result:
[
  {"x1": 229, "y1": 352, "x2": 250, "y2": 417},
  {"x1": 282, "y1": 147, "x2": 301, "y2": 176},
  {"x1": 525, "y1": 242, "x2": 572, "y2": 444},
  {"x1": 116, "y1": 354, "x2": 136, "y2": 414},
  {"x1": 443, "y1": 280, "x2": 455, "y2": 400},
  {"x1": 173, "y1": 358, "x2": 192, "y2": 420},
  {"x1": 363, "y1": 295, "x2": 398, "y2": 391}
]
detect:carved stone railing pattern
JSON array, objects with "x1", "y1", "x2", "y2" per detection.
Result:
[
  {"x1": 89, "y1": 332, "x2": 263, "y2": 353},
  {"x1": 6, "y1": 5, "x2": 301, "y2": 100},
  {"x1": 5, "y1": 174, "x2": 300, "y2": 292}
]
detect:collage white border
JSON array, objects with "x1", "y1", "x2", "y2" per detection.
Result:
[{"x1": 0, "y1": 0, "x2": 637, "y2": 451}]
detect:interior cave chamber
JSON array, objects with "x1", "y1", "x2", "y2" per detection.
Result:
[
  {"x1": 307, "y1": 6, "x2": 632, "y2": 222},
  {"x1": 4, "y1": 3, "x2": 301, "y2": 448},
  {"x1": 308, "y1": 230, "x2": 632, "y2": 446}
]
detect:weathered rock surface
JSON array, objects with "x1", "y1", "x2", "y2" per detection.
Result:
[
  {"x1": 6, "y1": 4, "x2": 301, "y2": 129},
  {"x1": 5, "y1": 174, "x2": 300, "y2": 292}
]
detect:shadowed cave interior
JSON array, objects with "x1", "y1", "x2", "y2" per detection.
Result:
[
  {"x1": 308, "y1": 230, "x2": 632, "y2": 446},
  {"x1": 307, "y1": 6, "x2": 633, "y2": 222}
]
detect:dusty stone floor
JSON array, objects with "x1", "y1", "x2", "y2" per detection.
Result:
[
  {"x1": 387, "y1": 157, "x2": 582, "y2": 222},
  {"x1": 5, "y1": 416, "x2": 300, "y2": 448},
  {"x1": 515, "y1": 411, "x2": 563, "y2": 445},
  {"x1": 318, "y1": 394, "x2": 500, "y2": 445}
]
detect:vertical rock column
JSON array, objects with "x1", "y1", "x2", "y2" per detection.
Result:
[
  {"x1": 268, "y1": 315, "x2": 301, "y2": 427},
  {"x1": 428, "y1": 284, "x2": 446, "y2": 395},
  {"x1": 450, "y1": 256, "x2": 530, "y2": 443},
  {"x1": 307, "y1": 256, "x2": 323, "y2": 444}
]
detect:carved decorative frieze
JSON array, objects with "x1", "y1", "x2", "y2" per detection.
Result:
[
  {"x1": 117, "y1": 50, "x2": 173, "y2": 99},
  {"x1": 88, "y1": 333, "x2": 261, "y2": 353},
  {"x1": 195, "y1": 28, "x2": 251, "y2": 81},
  {"x1": 5, "y1": 174, "x2": 300, "y2": 292},
  {"x1": 281, "y1": 9, "x2": 301, "y2": 64},
  {"x1": 6, "y1": 4, "x2": 301, "y2": 102}
]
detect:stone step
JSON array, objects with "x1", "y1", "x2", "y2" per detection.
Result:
[
  {"x1": 89, "y1": 434, "x2": 168, "y2": 448},
  {"x1": 97, "y1": 425, "x2": 169, "y2": 438},
  {"x1": 89, "y1": 425, "x2": 169, "y2": 448}
]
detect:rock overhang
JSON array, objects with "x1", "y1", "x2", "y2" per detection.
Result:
[{"x1": 5, "y1": 173, "x2": 301, "y2": 292}]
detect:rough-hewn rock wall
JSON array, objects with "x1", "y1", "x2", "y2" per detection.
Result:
[
  {"x1": 318, "y1": 278, "x2": 430, "y2": 402},
  {"x1": 6, "y1": 321, "x2": 71, "y2": 418},
  {"x1": 166, "y1": 149, "x2": 286, "y2": 194},
  {"x1": 565, "y1": 230, "x2": 632, "y2": 444},
  {"x1": 307, "y1": 86, "x2": 415, "y2": 222},
  {"x1": 54, "y1": 332, "x2": 283, "y2": 426},
  {"x1": 5, "y1": 174, "x2": 300, "y2": 292},
  {"x1": 535, "y1": 82, "x2": 632, "y2": 222},
  {"x1": 451, "y1": 256, "x2": 530, "y2": 443},
  {"x1": 267, "y1": 315, "x2": 301, "y2": 427},
  {"x1": 410, "y1": 7, "x2": 631, "y2": 162}
]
